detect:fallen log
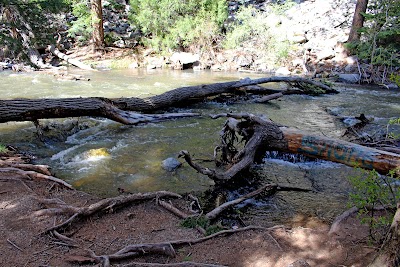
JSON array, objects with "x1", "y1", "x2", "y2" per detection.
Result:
[
  {"x1": 181, "y1": 114, "x2": 400, "y2": 182},
  {"x1": 48, "y1": 44, "x2": 95, "y2": 71},
  {"x1": 0, "y1": 97, "x2": 199, "y2": 125},
  {"x1": 0, "y1": 77, "x2": 335, "y2": 124}
]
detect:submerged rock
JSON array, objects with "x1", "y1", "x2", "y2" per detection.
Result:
[{"x1": 162, "y1": 157, "x2": 182, "y2": 172}]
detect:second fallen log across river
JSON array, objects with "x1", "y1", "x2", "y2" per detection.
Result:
[{"x1": 180, "y1": 113, "x2": 400, "y2": 182}]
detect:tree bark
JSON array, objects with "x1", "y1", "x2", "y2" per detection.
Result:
[
  {"x1": 91, "y1": 0, "x2": 104, "y2": 50},
  {"x1": 181, "y1": 114, "x2": 400, "y2": 182},
  {"x1": 0, "y1": 76, "x2": 335, "y2": 124},
  {"x1": 347, "y1": 0, "x2": 369, "y2": 42}
]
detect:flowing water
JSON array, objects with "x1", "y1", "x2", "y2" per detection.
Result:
[{"x1": 1, "y1": 69, "x2": 399, "y2": 222}]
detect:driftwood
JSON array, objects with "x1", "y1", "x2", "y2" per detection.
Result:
[
  {"x1": 37, "y1": 191, "x2": 182, "y2": 233},
  {"x1": 0, "y1": 77, "x2": 335, "y2": 124},
  {"x1": 254, "y1": 88, "x2": 304, "y2": 103},
  {"x1": 48, "y1": 191, "x2": 282, "y2": 267},
  {"x1": 118, "y1": 262, "x2": 227, "y2": 267},
  {"x1": 0, "y1": 97, "x2": 200, "y2": 125},
  {"x1": 48, "y1": 44, "x2": 95, "y2": 71},
  {"x1": 85, "y1": 225, "x2": 280, "y2": 267},
  {"x1": 181, "y1": 113, "x2": 400, "y2": 183},
  {"x1": 205, "y1": 183, "x2": 311, "y2": 220},
  {"x1": 0, "y1": 167, "x2": 73, "y2": 189}
]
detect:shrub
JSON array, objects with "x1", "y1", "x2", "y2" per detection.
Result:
[
  {"x1": 348, "y1": 168, "x2": 400, "y2": 240},
  {"x1": 67, "y1": 0, "x2": 93, "y2": 43},
  {"x1": 129, "y1": 0, "x2": 227, "y2": 52}
]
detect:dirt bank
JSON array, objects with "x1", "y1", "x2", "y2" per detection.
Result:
[{"x1": 0, "y1": 167, "x2": 378, "y2": 267}]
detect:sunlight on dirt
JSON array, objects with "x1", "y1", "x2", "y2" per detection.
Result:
[{"x1": 0, "y1": 200, "x2": 16, "y2": 210}]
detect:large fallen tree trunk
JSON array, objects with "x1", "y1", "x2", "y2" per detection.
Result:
[
  {"x1": 180, "y1": 113, "x2": 400, "y2": 183},
  {"x1": 0, "y1": 77, "x2": 335, "y2": 124}
]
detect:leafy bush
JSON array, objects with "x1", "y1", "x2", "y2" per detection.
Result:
[
  {"x1": 129, "y1": 0, "x2": 227, "y2": 52},
  {"x1": 348, "y1": 168, "x2": 400, "y2": 240},
  {"x1": 67, "y1": 0, "x2": 93, "y2": 43},
  {"x1": 223, "y1": 4, "x2": 293, "y2": 68}
]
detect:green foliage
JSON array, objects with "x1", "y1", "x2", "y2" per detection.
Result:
[
  {"x1": 0, "y1": 0, "x2": 71, "y2": 60},
  {"x1": 0, "y1": 144, "x2": 8, "y2": 153},
  {"x1": 180, "y1": 215, "x2": 223, "y2": 236},
  {"x1": 388, "y1": 118, "x2": 400, "y2": 125},
  {"x1": 223, "y1": 4, "x2": 293, "y2": 67},
  {"x1": 387, "y1": 117, "x2": 400, "y2": 139},
  {"x1": 129, "y1": 0, "x2": 227, "y2": 52},
  {"x1": 181, "y1": 215, "x2": 210, "y2": 229},
  {"x1": 269, "y1": 0, "x2": 296, "y2": 15},
  {"x1": 67, "y1": 0, "x2": 92, "y2": 43},
  {"x1": 389, "y1": 73, "x2": 400, "y2": 87},
  {"x1": 348, "y1": 0, "x2": 400, "y2": 67},
  {"x1": 348, "y1": 168, "x2": 400, "y2": 239}
]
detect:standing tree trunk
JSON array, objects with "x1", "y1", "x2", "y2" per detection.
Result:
[
  {"x1": 347, "y1": 0, "x2": 369, "y2": 42},
  {"x1": 91, "y1": 0, "x2": 104, "y2": 50}
]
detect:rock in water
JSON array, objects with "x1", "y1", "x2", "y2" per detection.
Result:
[{"x1": 162, "y1": 157, "x2": 182, "y2": 172}]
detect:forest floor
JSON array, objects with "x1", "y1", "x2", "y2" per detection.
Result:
[{"x1": 0, "y1": 170, "x2": 379, "y2": 267}]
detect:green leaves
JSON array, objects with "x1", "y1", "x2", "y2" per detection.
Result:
[
  {"x1": 350, "y1": 0, "x2": 400, "y2": 67},
  {"x1": 67, "y1": 0, "x2": 92, "y2": 42},
  {"x1": 128, "y1": 0, "x2": 227, "y2": 51},
  {"x1": 348, "y1": 168, "x2": 400, "y2": 239}
]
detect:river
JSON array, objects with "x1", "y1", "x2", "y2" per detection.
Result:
[{"x1": 1, "y1": 69, "x2": 399, "y2": 222}]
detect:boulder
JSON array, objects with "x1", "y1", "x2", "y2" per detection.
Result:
[
  {"x1": 162, "y1": 157, "x2": 182, "y2": 172},
  {"x1": 170, "y1": 52, "x2": 200, "y2": 69},
  {"x1": 337, "y1": 73, "x2": 361, "y2": 84},
  {"x1": 385, "y1": 83, "x2": 399, "y2": 90}
]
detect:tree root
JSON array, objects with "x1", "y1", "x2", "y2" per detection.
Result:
[
  {"x1": 78, "y1": 225, "x2": 283, "y2": 267},
  {"x1": 37, "y1": 191, "x2": 182, "y2": 233},
  {"x1": 117, "y1": 262, "x2": 228, "y2": 267},
  {"x1": 329, "y1": 206, "x2": 359, "y2": 235},
  {"x1": 206, "y1": 183, "x2": 311, "y2": 220},
  {"x1": 0, "y1": 166, "x2": 73, "y2": 189}
]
